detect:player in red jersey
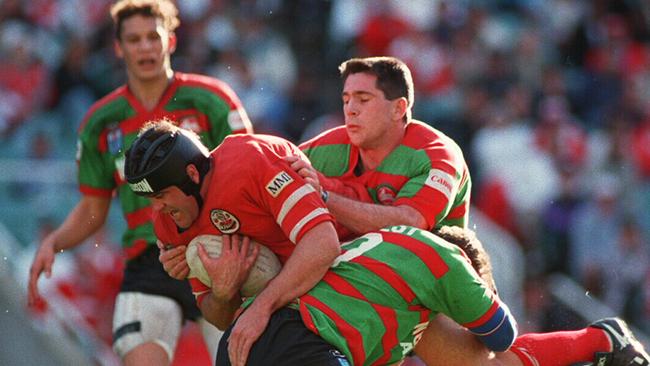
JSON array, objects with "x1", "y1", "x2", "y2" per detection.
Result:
[
  {"x1": 27, "y1": 1, "x2": 252, "y2": 365},
  {"x1": 124, "y1": 119, "x2": 342, "y2": 366}
]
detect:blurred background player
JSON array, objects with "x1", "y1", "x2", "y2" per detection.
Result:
[{"x1": 27, "y1": 1, "x2": 252, "y2": 365}]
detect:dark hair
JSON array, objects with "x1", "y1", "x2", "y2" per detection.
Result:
[
  {"x1": 434, "y1": 226, "x2": 497, "y2": 293},
  {"x1": 110, "y1": 0, "x2": 180, "y2": 40},
  {"x1": 124, "y1": 118, "x2": 210, "y2": 202},
  {"x1": 338, "y1": 56, "x2": 414, "y2": 121}
]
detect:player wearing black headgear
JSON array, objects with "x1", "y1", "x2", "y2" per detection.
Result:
[{"x1": 125, "y1": 119, "x2": 210, "y2": 208}]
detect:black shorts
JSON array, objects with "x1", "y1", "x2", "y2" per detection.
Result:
[
  {"x1": 216, "y1": 307, "x2": 349, "y2": 366},
  {"x1": 120, "y1": 244, "x2": 201, "y2": 321}
]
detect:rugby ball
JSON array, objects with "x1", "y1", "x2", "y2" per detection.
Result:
[{"x1": 186, "y1": 235, "x2": 282, "y2": 297}]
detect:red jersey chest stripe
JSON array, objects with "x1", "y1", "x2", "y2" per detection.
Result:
[
  {"x1": 322, "y1": 272, "x2": 399, "y2": 366},
  {"x1": 300, "y1": 294, "x2": 366, "y2": 366},
  {"x1": 180, "y1": 78, "x2": 239, "y2": 109},
  {"x1": 97, "y1": 108, "x2": 212, "y2": 152},
  {"x1": 124, "y1": 239, "x2": 148, "y2": 260},
  {"x1": 125, "y1": 207, "x2": 153, "y2": 229},
  {"x1": 78, "y1": 87, "x2": 127, "y2": 133},
  {"x1": 381, "y1": 232, "x2": 449, "y2": 278},
  {"x1": 350, "y1": 256, "x2": 416, "y2": 304},
  {"x1": 79, "y1": 184, "x2": 113, "y2": 197}
]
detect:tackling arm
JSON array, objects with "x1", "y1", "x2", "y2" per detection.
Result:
[
  {"x1": 326, "y1": 192, "x2": 428, "y2": 233},
  {"x1": 226, "y1": 221, "x2": 341, "y2": 366}
]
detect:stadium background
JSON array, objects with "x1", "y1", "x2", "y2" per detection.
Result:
[{"x1": 0, "y1": 0, "x2": 649, "y2": 364}]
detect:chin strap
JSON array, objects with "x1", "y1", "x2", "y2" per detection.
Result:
[{"x1": 178, "y1": 156, "x2": 211, "y2": 210}]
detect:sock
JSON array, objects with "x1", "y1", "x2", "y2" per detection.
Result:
[{"x1": 510, "y1": 327, "x2": 611, "y2": 366}]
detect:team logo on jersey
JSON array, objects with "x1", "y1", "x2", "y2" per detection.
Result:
[
  {"x1": 266, "y1": 171, "x2": 294, "y2": 197},
  {"x1": 107, "y1": 126, "x2": 123, "y2": 154},
  {"x1": 210, "y1": 209, "x2": 240, "y2": 234},
  {"x1": 376, "y1": 184, "x2": 397, "y2": 205}
]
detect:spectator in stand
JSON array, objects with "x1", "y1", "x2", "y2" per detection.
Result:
[
  {"x1": 569, "y1": 173, "x2": 628, "y2": 300},
  {"x1": 0, "y1": 20, "x2": 50, "y2": 136}
]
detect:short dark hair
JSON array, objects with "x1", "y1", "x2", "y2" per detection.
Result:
[
  {"x1": 434, "y1": 226, "x2": 497, "y2": 294},
  {"x1": 338, "y1": 56, "x2": 414, "y2": 120},
  {"x1": 110, "y1": 0, "x2": 180, "y2": 40}
]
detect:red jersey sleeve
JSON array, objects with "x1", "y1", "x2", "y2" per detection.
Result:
[{"x1": 253, "y1": 152, "x2": 334, "y2": 244}]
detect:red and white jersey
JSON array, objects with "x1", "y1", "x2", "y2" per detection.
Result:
[{"x1": 154, "y1": 134, "x2": 334, "y2": 303}]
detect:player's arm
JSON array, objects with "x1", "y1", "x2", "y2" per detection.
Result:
[
  {"x1": 227, "y1": 221, "x2": 340, "y2": 366},
  {"x1": 433, "y1": 250, "x2": 517, "y2": 352},
  {"x1": 28, "y1": 195, "x2": 111, "y2": 305},
  {"x1": 285, "y1": 155, "x2": 372, "y2": 202},
  {"x1": 327, "y1": 193, "x2": 427, "y2": 233},
  {"x1": 194, "y1": 236, "x2": 259, "y2": 330}
]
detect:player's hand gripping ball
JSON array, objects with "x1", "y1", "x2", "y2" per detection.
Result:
[{"x1": 186, "y1": 235, "x2": 282, "y2": 297}]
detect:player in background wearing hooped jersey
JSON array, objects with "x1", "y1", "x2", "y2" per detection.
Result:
[
  {"x1": 27, "y1": 1, "x2": 252, "y2": 365},
  {"x1": 289, "y1": 57, "x2": 649, "y2": 366},
  {"x1": 124, "y1": 120, "x2": 343, "y2": 366}
]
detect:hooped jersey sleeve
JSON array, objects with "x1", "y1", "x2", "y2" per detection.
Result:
[
  {"x1": 423, "y1": 234, "x2": 516, "y2": 351},
  {"x1": 77, "y1": 134, "x2": 115, "y2": 196},
  {"x1": 393, "y1": 131, "x2": 471, "y2": 230}
]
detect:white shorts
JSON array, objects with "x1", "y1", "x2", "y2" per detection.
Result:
[
  {"x1": 199, "y1": 317, "x2": 225, "y2": 362},
  {"x1": 112, "y1": 292, "x2": 183, "y2": 361}
]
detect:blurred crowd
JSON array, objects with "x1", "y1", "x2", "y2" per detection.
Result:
[{"x1": 1, "y1": 0, "x2": 650, "y2": 353}]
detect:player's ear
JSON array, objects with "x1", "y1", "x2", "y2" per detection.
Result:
[
  {"x1": 392, "y1": 97, "x2": 408, "y2": 121},
  {"x1": 186, "y1": 164, "x2": 200, "y2": 184},
  {"x1": 114, "y1": 39, "x2": 124, "y2": 59}
]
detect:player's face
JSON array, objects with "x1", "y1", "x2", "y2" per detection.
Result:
[
  {"x1": 114, "y1": 15, "x2": 176, "y2": 82},
  {"x1": 342, "y1": 72, "x2": 400, "y2": 149},
  {"x1": 149, "y1": 186, "x2": 198, "y2": 229}
]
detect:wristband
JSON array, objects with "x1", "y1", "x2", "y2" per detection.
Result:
[{"x1": 321, "y1": 189, "x2": 329, "y2": 203}]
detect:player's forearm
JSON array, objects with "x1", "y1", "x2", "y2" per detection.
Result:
[
  {"x1": 49, "y1": 196, "x2": 110, "y2": 251},
  {"x1": 327, "y1": 193, "x2": 427, "y2": 233},
  {"x1": 251, "y1": 223, "x2": 340, "y2": 314},
  {"x1": 199, "y1": 294, "x2": 242, "y2": 330}
]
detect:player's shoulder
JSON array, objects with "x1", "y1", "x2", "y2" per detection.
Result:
[
  {"x1": 299, "y1": 125, "x2": 348, "y2": 151},
  {"x1": 404, "y1": 120, "x2": 463, "y2": 155},
  {"x1": 174, "y1": 72, "x2": 237, "y2": 100},
  {"x1": 78, "y1": 85, "x2": 129, "y2": 136},
  {"x1": 218, "y1": 134, "x2": 296, "y2": 161}
]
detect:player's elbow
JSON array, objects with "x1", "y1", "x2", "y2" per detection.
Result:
[
  {"x1": 477, "y1": 307, "x2": 518, "y2": 352},
  {"x1": 480, "y1": 322, "x2": 517, "y2": 352},
  {"x1": 470, "y1": 303, "x2": 518, "y2": 352}
]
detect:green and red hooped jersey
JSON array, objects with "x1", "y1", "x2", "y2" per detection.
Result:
[
  {"x1": 77, "y1": 72, "x2": 253, "y2": 259},
  {"x1": 299, "y1": 225, "x2": 503, "y2": 366},
  {"x1": 299, "y1": 121, "x2": 471, "y2": 234}
]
